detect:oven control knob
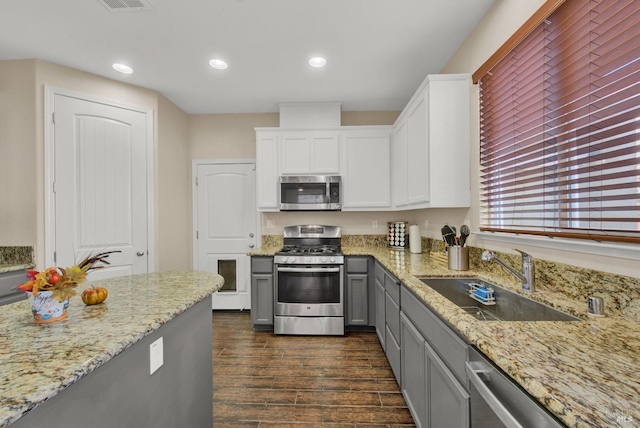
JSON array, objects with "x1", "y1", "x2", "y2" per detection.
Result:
[
  {"x1": 305, "y1": 257, "x2": 311, "y2": 263},
  {"x1": 321, "y1": 257, "x2": 327, "y2": 263},
  {"x1": 330, "y1": 257, "x2": 336, "y2": 263},
  {"x1": 288, "y1": 257, "x2": 296, "y2": 264}
]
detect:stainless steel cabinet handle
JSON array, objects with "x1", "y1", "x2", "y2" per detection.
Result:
[
  {"x1": 465, "y1": 362, "x2": 524, "y2": 428},
  {"x1": 136, "y1": 251, "x2": 145, "y2": 256},
  {"x1": 249, "y1": 244, "x2": 255, "y2": 248},
  {"x1": 249, "y1": 233, "x2": 255, "y2": 238}
]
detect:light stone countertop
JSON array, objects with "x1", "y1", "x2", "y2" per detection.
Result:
[
  {"x1": 0, "y1": 264, "x2": 34, "y2": 274},
  {"x1": 252, "y1": 245, "x2": 640, "y2": 427},
  {"x1": 0, "y1": 270, "x2": 223, "y2": 427}
]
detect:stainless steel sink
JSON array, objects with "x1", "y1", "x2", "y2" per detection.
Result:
[{"x1": 417, "y1": 277, "x2": 581, "y2": 322}]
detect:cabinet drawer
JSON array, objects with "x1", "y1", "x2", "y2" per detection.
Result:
[
  {"x1": 384, "y1": 272, "x2": 400, "y2": 304},
  {"x1": 251, "y1": 257, "x2": 273, "y2": 273},
  {"x1": 385, "y1": 292, "x2": 401, "y2": 344},
  {"x1": 401, "y1": 285, "x2": 468, "y2": 385},
  {"x1": 346, "y1": 257, "x2": 369, "y2": 274}
]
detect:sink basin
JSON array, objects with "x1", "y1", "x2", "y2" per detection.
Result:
[{"x1": 417, "y1": 277, "x2": 581, "y2": 322}]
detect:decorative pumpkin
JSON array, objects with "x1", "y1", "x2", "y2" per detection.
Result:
[{"x1": 81, "y1": 286, "x2": 108, "y2": 305}]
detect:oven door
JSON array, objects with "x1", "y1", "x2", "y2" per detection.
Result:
[{"x1": 275, "y1": 265, "x2": 344, "y2": 317}]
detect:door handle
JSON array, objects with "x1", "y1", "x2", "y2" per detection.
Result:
[{"x1": 136, "y1": 251, "x2": 145, "y2": 256}]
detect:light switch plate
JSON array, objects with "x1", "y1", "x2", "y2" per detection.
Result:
[{"x1": 149, "y1": 337, "x2": 163, "y2": 375}]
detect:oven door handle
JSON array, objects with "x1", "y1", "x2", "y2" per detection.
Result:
[{"x1": 277, "y1": 267, "x2": 341, "y2": 273}]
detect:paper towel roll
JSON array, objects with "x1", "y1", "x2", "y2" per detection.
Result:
[{"x1": 409, "y1": 225, "x2": 422, "y2": 253}]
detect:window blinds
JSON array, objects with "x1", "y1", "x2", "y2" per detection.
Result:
[{"x1": 479, "y1": 0, "x2": 640, "y2": 244}]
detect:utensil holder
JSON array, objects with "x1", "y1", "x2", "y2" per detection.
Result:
[{"x1": 447, "y1": 246, "x2": 469, "y2": 271}]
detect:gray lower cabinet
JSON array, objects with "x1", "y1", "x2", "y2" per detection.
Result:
[
  {"x1": 374, "y1": 262, "x2": 386, "y2": 348},
  {"x1": 384, "y1": 264, "x2": 402, "y2": 385},
  {"x1": 0, "y1": 269, "x2": 27, "y2": 306},
  {"x1": 400, "y1": 285, "x2": 470, "y2": 428},
  {"x1": 250, "y1": 256, "x2": 274, "y2": 327},
  {"x1": 400, "y1": 311, "x2": 427, "y2": 427},
  {"x1": 345, "y1": 256, "x2": 373, "y2": 326}
]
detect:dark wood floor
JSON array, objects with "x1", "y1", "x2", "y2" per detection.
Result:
[{"x1": 213, "y1": 311, "x2": 415, "y2": 427}]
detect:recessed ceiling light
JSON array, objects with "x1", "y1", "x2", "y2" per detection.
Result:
[
  {"x1": 309, "y1": 57, "x2": 327, "y2": 68},
  {"x1": 112, "y1": 63, "x2": 133, "y2": 74},
  {"x1": 209, "y1": 59, "x2": 228, "y2": 70}
]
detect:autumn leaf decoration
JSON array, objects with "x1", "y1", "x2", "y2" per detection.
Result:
[{"x1": 16, "y1": 251, "x2": 120, "y2": 302}]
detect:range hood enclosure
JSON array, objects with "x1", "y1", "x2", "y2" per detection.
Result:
[{"x1": 278, "y1": 102, "x2": 342, "y2": 128}]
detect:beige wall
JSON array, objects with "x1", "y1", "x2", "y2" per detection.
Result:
[
  {"x1": 0, "y1": 59, "x2": 191, "y2": 271},
  {"x1": 0, "y1": 60, "x2": 37, "y2": 246},
  {"x1": 189, "y1": 113, "x2": 278, "y2": 160},
  {"x1": 157, "y1": 95, "x2": 191, "y2": 270}
]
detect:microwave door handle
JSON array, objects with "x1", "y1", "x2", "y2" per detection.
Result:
[
  {"x1": 466, "y1": 362, "x2": 525, "y2": 428},
  {"x1": 277, "y1": 267, "x2": 341, "y2": 273}
]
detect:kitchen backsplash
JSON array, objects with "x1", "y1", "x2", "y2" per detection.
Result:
[
  {"x1": 261, "y1": 234, "x2": 640, "y2": 322},
  {"x1": 0, "y1": 246, "x2": 33, "y2": 265}
]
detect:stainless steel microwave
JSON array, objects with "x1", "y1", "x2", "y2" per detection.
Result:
[{"x1": 279, "y1": 175, "x2": 341, "y2": 211}]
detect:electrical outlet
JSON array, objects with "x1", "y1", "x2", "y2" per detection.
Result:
[
  {"x1": 149, "y1": 337, "x2": 163, "y2": 375},
  {"x1": 372, "y1": 220, "x2": 378, "y2": 229}
]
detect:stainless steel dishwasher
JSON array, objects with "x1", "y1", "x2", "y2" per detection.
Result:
[{"x1": 466, "y1": 347, "x2": 565, "y2": 428}]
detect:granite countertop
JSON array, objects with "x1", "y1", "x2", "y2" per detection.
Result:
[
  {"x1": 0, "y1": 270, "x2": 224, "y2": 427},
  {"x1": 0, "y1": 264, "x2": 35, "y2": 274},
  {"x1": 251, "y1": 245, "x2": 639, "y2": 427}
]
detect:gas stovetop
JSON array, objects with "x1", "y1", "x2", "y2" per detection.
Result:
[{"x1": 275, "y1": 225, "x2": 343, "y2": 265}]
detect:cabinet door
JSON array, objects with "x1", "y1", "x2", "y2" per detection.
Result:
[
  {"x1": 346, "y1": 273, "x2": 369, "y2": 326},
  {"x1": 256, "y1": 134, "x2": 279, "y2": 210},
  {"x1": 341, "y1": 130, "x2": 392, "y2": 210},
  {"x1": 385, "y1": 324, "x2": 402, "y2": 385},
  {"x1": 375, "y1": 274, "x2": 386, "y2": 349},
  {"x1": 309, "y1": 133, "x2": 340, "y2": 174},
  {"x1": 280, "y1": 134, "x2": 310, "y2": 175},
  {"x1": 250, "y1": 273, "x2": 274, "y2": 325},
  {"x1": 400, "y1": 312, "x2": 427, "y2": 428},
  {"x1": 426, "y1": 340, "x2": 470, "y2": 428},
  {"x1": 392, "y1": 120, "x2": 409, "y2": 209},
  {"x1": 426, "y1": 77, "x2": 470, "y2": 208},
  {"x1": 406, "y1": 93, "x2": 429, "y2": 206}
]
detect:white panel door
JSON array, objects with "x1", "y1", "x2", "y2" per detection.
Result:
[
  {"x1": 54, "y1": 94, "x2": 149, "y2": 280},
  {"x1": 195, "y1": 163, "x2": 256, "y2": 310}
]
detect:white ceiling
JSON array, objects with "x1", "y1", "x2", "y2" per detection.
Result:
[{"x1": 0, "y1": 0, "x2": 494, "y2": 114}]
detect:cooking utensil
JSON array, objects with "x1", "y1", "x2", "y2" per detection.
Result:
[
  {"x1": 441, "y1": 224, "x2": 456, "y2": 247},
  {"x1": 459, "y1": 224, "x2": 470, "y2": 247}
]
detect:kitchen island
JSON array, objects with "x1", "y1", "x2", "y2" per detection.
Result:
[{"x1": 0, "y1": 270, "x2": 223, "y2": 428}]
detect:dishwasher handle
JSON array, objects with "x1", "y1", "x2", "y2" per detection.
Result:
[{"x1": 466, "y1": 361, "x2": 525, "y2": 428}]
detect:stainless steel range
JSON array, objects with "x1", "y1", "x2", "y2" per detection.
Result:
[{"x1": 274, "y1": 225, "x2": 344, "y2": 335}]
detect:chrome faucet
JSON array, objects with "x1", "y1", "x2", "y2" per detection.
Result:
[{"x1": 481, "y1": 249, "x2": 535, "y2": 292}]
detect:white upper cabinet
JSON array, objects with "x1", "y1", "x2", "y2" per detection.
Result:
[
  {"x1": 255, "y1": 132, "x2": 279, "y2": 211},
  {"x1": 392, "y1": 74, "x2": 470, "y2": 209},
  {"x1": 279, "y1": 131, "x2": 340, "y2": 175},
  {"x1": 340, "y1": 128, "x2": 393, "y2": 210},
  {"x1": 392, "y1": 120, "x2": 409, "y2": 208}
]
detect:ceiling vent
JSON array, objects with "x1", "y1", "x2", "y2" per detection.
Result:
[{"x1": 99, "y1": 0, "x2": 152, "y2": 12}]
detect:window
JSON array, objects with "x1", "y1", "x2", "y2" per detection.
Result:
[{"x1": 477, "y1": 0, "x2": 640, "y2": 244}]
